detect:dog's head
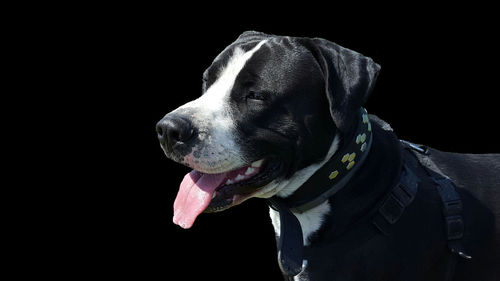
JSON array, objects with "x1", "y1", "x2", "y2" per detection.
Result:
[{"x1": 157, "y1": 31, "x2": 380, "y2": 228}]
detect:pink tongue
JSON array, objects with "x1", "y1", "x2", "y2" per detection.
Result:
[{"x1": 173, "y1": 170, "x2": 227, "y2": 229}]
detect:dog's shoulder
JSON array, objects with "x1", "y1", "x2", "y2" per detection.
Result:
[{"x1": 368, "y1": 114, "x2": 394, "y2": 132}]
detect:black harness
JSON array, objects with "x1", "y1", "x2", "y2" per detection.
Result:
[
  {"x1": 267, "y1": 109, "x2": 471, "y2": 280},
  {"x1": 377, "y1": 141, "x2": 472, "y2": 281},
  {"x1": 405, "y1": 141, "x2": 473, "y2": 281}
]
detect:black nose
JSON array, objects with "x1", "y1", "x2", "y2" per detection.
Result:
[{"x1": 156, "y1": 115, "x2": 195, "y2": 151}]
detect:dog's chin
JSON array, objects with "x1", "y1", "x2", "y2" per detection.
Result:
[{"x1": 203, "y1": 157, "x2": 284, "y2": 213}]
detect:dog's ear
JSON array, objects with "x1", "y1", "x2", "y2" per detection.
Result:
[{"x1": 299, "y1": 38, "x2": 380, "y2": 133}]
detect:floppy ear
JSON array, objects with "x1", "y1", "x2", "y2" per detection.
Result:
[{"x1": 300, "y1": 38, "x2": 380, "y2": 133}]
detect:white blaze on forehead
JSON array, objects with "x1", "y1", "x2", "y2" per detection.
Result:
[
  {"x1": 180, "y1": 40, "x2": 267, "y2": 113},
  {"x1": 172, "y1": 40, "x2": 268, "y2": 174},
  {"x1": 205, "y1": 40, "x2": 267, "y2": 105}
]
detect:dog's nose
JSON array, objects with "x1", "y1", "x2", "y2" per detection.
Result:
[{"x1": 156, "y1": 115, "x2": 195, "y2": 151}]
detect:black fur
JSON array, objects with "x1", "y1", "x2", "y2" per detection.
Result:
[{"x1": 159, "y1": 31, "x2": 500, "y2": 280}]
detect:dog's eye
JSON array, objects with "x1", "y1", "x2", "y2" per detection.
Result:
[{"x1": 246, "y1": 91, "x2": 266, "y2": 101}]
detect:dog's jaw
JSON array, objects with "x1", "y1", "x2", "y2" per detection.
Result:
[{"x1": 252, "y1": 135, "x2": 340, "y2": 199}]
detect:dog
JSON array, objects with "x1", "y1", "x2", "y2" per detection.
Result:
[{"x1": 156, "y1": 31, "x2": 500, "y2": 281}]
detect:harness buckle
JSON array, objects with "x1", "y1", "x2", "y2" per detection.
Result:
[
  {"x1": 433, "y1": 178, "x2": 463, "y2": 216},
  {"x1": 379, "y1": 193, "x2": 405, "y2": 224},
  {"x1": 399, "y1": 140, "x2": 428, "y2": 154},
  {"x1": 442, "y1": 199, "x2": 463, "y2": 217},
  {"x1": 445, "y1": 215, "x2": 464, "y2": 240}
]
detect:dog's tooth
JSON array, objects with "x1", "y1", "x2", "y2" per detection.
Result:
[
  {"x1": 212, "y1": 192, "x2": 217, "y2": 199},
  {"x1": 235, "y1": 174, "x2": 245, "y2": 181},
  {"x1": 251, "y1": 159, "x2": 264, "y2": 168},
  {"x1": 226, "y1": 179, "x2": 234, "y2": 185},
  {"x1": 245, "y1": 167, "x2": 255, "y2": 175}
]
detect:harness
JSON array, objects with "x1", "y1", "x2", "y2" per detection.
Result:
[
  {"x1": 403, "y1": 141, "x2": 473, "y2": 281},
  {"x1": 267, "y1": 109, "x2": 471, "y2": 280},
  {"x1": 378, "y1": 141, "x2": 472, "y2": 281}
]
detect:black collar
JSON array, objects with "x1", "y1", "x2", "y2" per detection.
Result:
[
  {"x1": 280, "y1": 107, "x2": 374, "y2": 213},
  {"x1": 266, "y1": 108, "x2": 374, "y2": 277}
]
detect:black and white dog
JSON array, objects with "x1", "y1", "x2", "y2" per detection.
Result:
[{"x1": 156, "y1": 31, "x2": 500, "y2": 281}]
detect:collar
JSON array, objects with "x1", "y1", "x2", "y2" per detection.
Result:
[
  {"x1": 279, "y1": 107, "x2": 374, "y2": 213},
  {"x1": 266, "y1": 108, "x2": 373, "y2": 277}
]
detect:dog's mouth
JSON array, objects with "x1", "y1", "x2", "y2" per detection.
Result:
[{"x1": 172, "y1": 158, "x2": 282, "y2": 229}]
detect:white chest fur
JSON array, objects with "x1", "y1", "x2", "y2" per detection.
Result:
[{"x1": 269, "y1": 200, "x2": 331, "y2": 246}]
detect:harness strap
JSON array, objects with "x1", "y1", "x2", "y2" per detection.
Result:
[
  {"x1": 409, "y1": 146, "x2": 472, "y2": 258},
  {"x1": 433, "y1": 177, "x2": 471, "y2": 281},
  {"x1": 372, "y1": 151, "x2": 420, "y2": 235},
  {"x1": 267, "y1": 198, "x2": 305, "y2": 277},
  {"x1": 400, "y1": 141, "x2": 472, "y2": 281}
]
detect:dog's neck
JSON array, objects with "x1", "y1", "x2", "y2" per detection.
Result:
[
  {"x1": 269, "y1": 108, "x2": 379, "y2": 248},
  {"x1": 279, "y1": 108, "x2": 374, "y2": 213},
  {"x1": 307, "y1": 120, "x2": 403, "y2": 241},
  {"x1": 268, "y1": 116, "x2": 403, "y2": 277}
]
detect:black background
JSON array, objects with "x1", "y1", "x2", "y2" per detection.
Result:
[{"x1": 37, "y1": 7, "x2": 499, "y2": 280}]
